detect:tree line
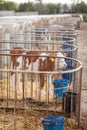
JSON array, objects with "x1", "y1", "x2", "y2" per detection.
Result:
[{"x1": 0, "y1": 0, "x2": 87, "y2": 14}]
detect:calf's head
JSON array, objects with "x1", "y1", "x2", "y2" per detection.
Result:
[{"x1": 57, "y1": 52, "x2": 67, "y2": 68}]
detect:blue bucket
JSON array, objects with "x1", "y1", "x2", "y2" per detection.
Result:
[
  {"x1": 42, "y1": 116, "x2": 64, "y2": 130},
  {"x1": 62, "y1": 68, "x2": 72, "y2": 82},
  {"x1": 52, "y1": 79, "x2": 70, "y2": 98}
]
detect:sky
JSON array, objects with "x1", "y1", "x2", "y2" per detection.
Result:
[{"x1": 6, "y1": 0, "x2": 87, "y2": 4}]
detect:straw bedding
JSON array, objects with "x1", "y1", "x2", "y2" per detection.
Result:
[{"x1": 0, "y1": 108, "x2": 84, "y2": 130}]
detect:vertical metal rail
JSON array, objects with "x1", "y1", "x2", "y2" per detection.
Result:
[
  {"x1": 77, "y1": 67, "x2": 83, "y2": 128},
  {"x1": 14, "y1": 72, "x2": 17, "y2": 130}
]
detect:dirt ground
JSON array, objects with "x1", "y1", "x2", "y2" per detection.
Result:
[{"x1": 77, "y1": 22, "x2": 87, "y2": 130}]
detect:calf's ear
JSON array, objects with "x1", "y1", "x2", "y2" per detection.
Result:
[
  {"x1": 50, "y1": 58, "x2": 54, "y2": 62},
  {"x1": 48, "y1": 56, "x2": 54, "y2": 62},
  {"x1": 63, "y1": 53, "x2": 67, "y2": 57}
]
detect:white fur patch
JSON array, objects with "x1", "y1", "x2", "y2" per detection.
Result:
[
  {"x1": 16, "y1": 56, "x2": 23, "y2": 70},
  {"x1": 39, "y1": 53, "x2": 48, "y2": 61},
  {"x1": 28, "y1": 59, "x2": 39, "y2": 71}
]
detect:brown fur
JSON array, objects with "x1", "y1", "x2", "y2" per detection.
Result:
[{"x1": 10, "y1": 47, "x2": 56, "y2": 89}]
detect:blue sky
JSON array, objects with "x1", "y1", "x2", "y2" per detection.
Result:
[{"x1": 6, "y1": 0, "x2": 87, "y2": 4}]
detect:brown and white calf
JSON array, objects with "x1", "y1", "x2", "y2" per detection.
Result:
[{"x1": 10, "y1": 47, "x2": 67, "y2": 100}]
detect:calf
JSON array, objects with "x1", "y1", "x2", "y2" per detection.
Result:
[{"x1": 10, "y1": 47, "x2": 67, "y2": 100}]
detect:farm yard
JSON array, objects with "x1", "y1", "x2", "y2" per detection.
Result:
[{"x1": 0, "y1": 14, "x2": 86, "y2": 130}]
